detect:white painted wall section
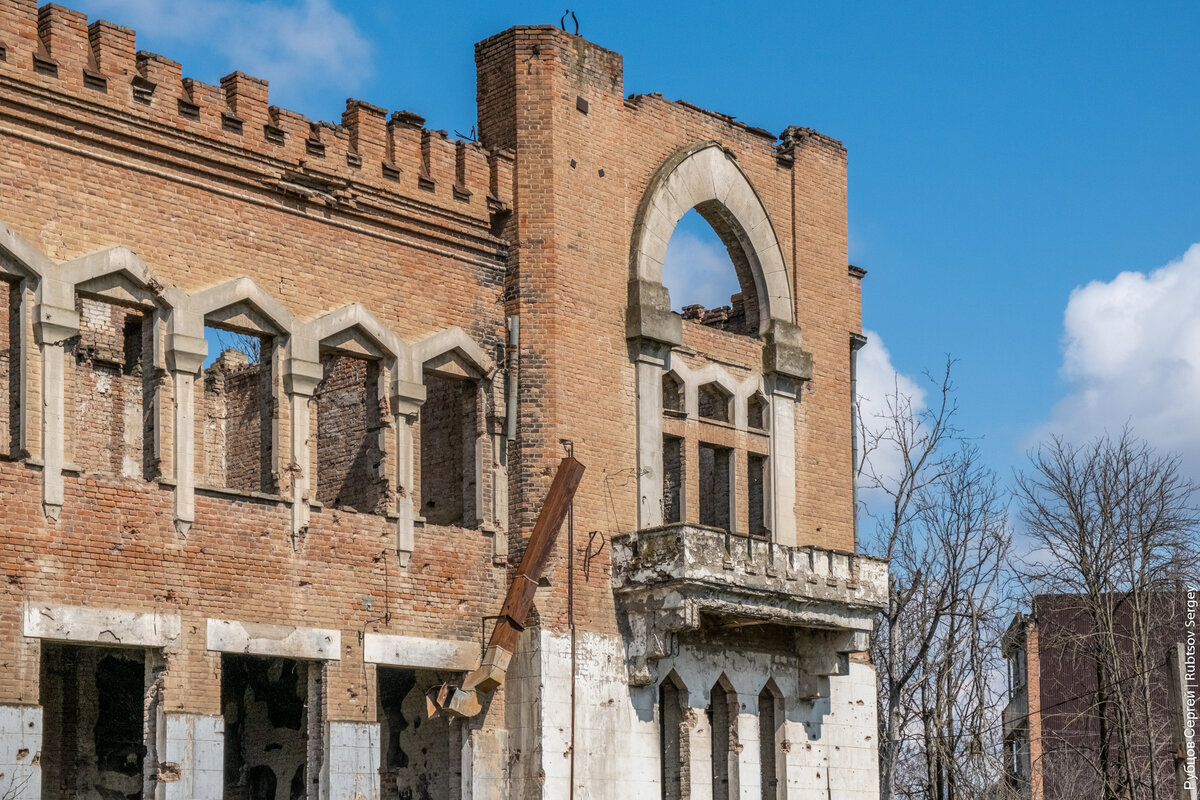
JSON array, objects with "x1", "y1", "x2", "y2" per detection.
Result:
[
  {"x1": 0, "y1": 705, "x2": 41, "y2": 799},
  {"x1": 23, "y1": 603, "x2": 181, "y2": 648},
  {"x1": 157, "y1": 713, "x2": 223, "y2": 800},
  {"x1": 205, "y1": 618, "x2": 340, "y2": 660},
  {"x1": 362, "y1": 633, "x2": 478, "y2": 671}
]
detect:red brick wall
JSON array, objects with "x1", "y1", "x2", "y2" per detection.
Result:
[
  {"x1": 315, "y1": 354, "x2": 386, "y2": 513},
  {"x1": 0, "y1": 0, "x2": 861, "y2": 723},
  {"x1": 66, "y1": 298, "x2": 153, "y2": 480}
]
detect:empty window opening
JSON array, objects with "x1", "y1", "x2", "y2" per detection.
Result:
[
  {"x1": 663, "y1": 435, "x2": 684, "y2": 524},
  {"x1": 747, "y1": 394, "x2": 766, "y2": 431},
  {"x1": 315, "y1": 352, "x2": 387, "y2": 513},
  {"x1": 662, "y1": 372, "x2": 684, "y2": 416},
  {"x1": 39, "y1": 642, "x2": 159, "y2": 800},
  {"x1": 748, "y1": 454, "x2": 768, "y2": 538},
  {"x1": 0, "y1": 279, "x2": 18, "y2": 456},
  {"x1": 662, "y1": 207, "x2": 760, "y2": 336},
  {"x1": 699, "y1": 443, "x2": 732, "y2": 530},
  {"x1": 377, "y1": 667, "x2": 463, "y2": 800},
  {"x1": 202, "y1": 325, "x2": 274, "y2": 493},
  {"x1": 68, "y1": 297, "x2": 155, "y2": 479},
  {"x1": 221, "y1": 654, "x2": 321, "y2": 800},
  {"x1": 419, "y1": 373, "x2": 479, "y2": 527},
  {"x1": 697, "y1": 383, "x2": 731, "y2": 423},
  {"x1": 659, "y1": 678, "x2": 685, "y2": 800},
  {"x1": 708, "y1": 681, "x2": 736, "y2": 800},
  {"x1": 758, "y1": 688, "x2": 779, "y2": 800}
]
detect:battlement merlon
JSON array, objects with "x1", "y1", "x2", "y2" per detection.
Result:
[
  {"x1": 474, "y1": 24, "x2": 841, "y2": 161},
  {"x1": 0, "y1": 1, "x2": 513, "y2": 222}
]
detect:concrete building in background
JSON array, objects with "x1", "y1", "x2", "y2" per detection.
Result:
[
  {"x1": 1002, "y1": 593, "x2": 1197, "y2": 800},
  {"x1": 0, "y1": 2, "x2": 886, "y2": 797}
]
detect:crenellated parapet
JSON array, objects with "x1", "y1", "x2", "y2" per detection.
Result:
[{"x1": 0, "y1": 1, "x2": 514, "y2": 227}]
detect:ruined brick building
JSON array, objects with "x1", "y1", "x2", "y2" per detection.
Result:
[
  {"x1": 0, "y1": 3, "x2": 886, "y2": 798},
  {"x1": 1002, "y1": 594, "x2": 1198, "y2": 800}
]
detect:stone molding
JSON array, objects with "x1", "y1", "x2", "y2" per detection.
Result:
[{"x1": 0, "y1": 221, "x2": 495, "y2": 561}]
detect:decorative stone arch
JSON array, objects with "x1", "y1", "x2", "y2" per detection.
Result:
[
  {"x1": 411, "y1": 327, "x2": 502, "y2": 544},
  {"x1": 627, "y1": 145, "x2": 812, "y2": 539},
  {"x1": 630, "y1": 140, "x2": 793, "y2": 338},
  {"x1": 165, "y1": 278, "x2": 299, "y2": 533},
  {"x1": 410, "y1": 327, "x2": 495, "y2": 380},
  {"x1": 37, "y1": 246, "x2": 178, "y2": 521}
]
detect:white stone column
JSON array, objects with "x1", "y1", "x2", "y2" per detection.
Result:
[
  {"x1": 685, "y1": 690, "x2": 715, "y2": 800},
  {"x1": 157, "y1": 713, "x2": 224, "y2": 800},
  {"x1": 321, "y1": 721, "x2": 380, "y2": 800},
  {"x1": 634, "y1": 343, "x2": 670, "y2": 530},
  {"x1": 462, "y1": 728, "x2": 508, "y2": 800},
  {"x1": 766, "y1": 376, "x2": 798, "y2": 547},
  {"x1": 734, "y1": 693, "x2": 762, "y2": 800},
  {"x1": 166, "y1": 334, "x2": 206, "y2": 535},
  {"x1": 391, "y1": 378, "x2": 424, "y2": 566},
  {"x1": 35, "y1": 302, "x2": 80, "y2": 521},
  {"x1": 284, "y1": 356, "x2": 322, "y2": 535}
]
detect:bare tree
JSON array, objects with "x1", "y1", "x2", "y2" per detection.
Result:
[
  {"x1": 859, "y1": 360, "x2": 1013, "y2": 800},
  {"x1": 1014, "y1": 430, "x2": 1199, "y2": 800}
]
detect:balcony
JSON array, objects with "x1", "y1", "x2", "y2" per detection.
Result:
[{"x1": 612, "y1": 524, "x2": 888, "y2": 686}]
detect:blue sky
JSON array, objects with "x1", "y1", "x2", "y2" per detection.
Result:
[{"x1": 71, "y1": 0, "x2": 1200, "y2": 482}]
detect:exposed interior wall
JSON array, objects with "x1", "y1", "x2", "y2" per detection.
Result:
[
  {"x1": 221, "y1": 654, "x2": 321, "y2": 800},
  {"x1": 315, "y1": 353, "x2": 386, "y2": 513},
  {"x1": 709, "y1": 681, "x2": 733, "y2": 800},
  {"x1": 659, "y1": 679, "x2": 684, "y2": 800},
  {"x1": 758, "y1": 688, "x2": 778, "y2": 800},
  {"x1": 0, "y1": 278, "x2": 16, "y2": 457},
  {"x1": 201, "y1": 336, "x2": 273, "y2": 494},
  {"x1": 39, "y1": 642, "x2": 158, "y2": 800},
  {"x1": 699, "y1": 444, "x2": 731, "y2": 530},
  {"x1": 697, "y1": 384, "x2": 730, "y2": 423},
  {"x1": 746, "y1": 395, "x2": 765, "y2": 431},
  {"x1": 663, "y1": 436, "x2": 683, "y2": 524},
  {"x1": 68, "y1": 297, "x2": 154, "y2": 480},
  {"x1": 376, "y1": 667, "x2": 463, "y2": 800},
  {"x1": 419, "y1": 373, "x2": 477, "y2": 527},
  {"x1": 662, "y1": 374, "x2": 684, "y2": 415}
]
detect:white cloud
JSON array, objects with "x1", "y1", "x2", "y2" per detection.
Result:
[
  {"x1": 855, "y1": 330, "x2": 926, "y2": 517},
  {"x1": 1043, "y1": 243, "x2": 1200, "y2": 473},
  {"x1": 82, "y1": 0, "x2": 372, "y2": 109},
  {"x1": 661, "y1": 228, "x2": 742, "y2": 311}
]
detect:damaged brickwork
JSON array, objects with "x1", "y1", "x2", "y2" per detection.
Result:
[{"x1": 0, "y1": 3, "x2": 884, "y2": 798}]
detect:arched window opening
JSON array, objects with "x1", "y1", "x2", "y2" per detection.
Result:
[
  {"x1": 0, "y1": 278, "x2": 19, "y2": 457},
  {"x1": 67, "y1": 295, "x2": 155, "y2": 480},
  {"x1": 662, "y1": 372, "x2": 684, "y2": 416},
  {"x1": 698, "y1": 382, "x2": 731, "y2": 423},
  {"x1": 659, "y1": 674, "x2": 686, "y2": 800},
  {"x1": 708, "y1": 679, "x2": 737, "y2": 800},
  {"x1": 419, "y1": 372, "x2": 479, "y2": 527},
  {"x1": 315, "y1": 351, "x2": 387, "y2": 513},
  {"x1": 662, "y1": 207, "x2": 760, "y2": 336},
  {"x1": 758, "y1": 685, "x2": 782, "y2": 799},
  {"x1": 746, "y1": 393, "x2": 767, "y2": 431},
  {"x1": 200, "y1": 324, "x2": 274, "y2": 494}
]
